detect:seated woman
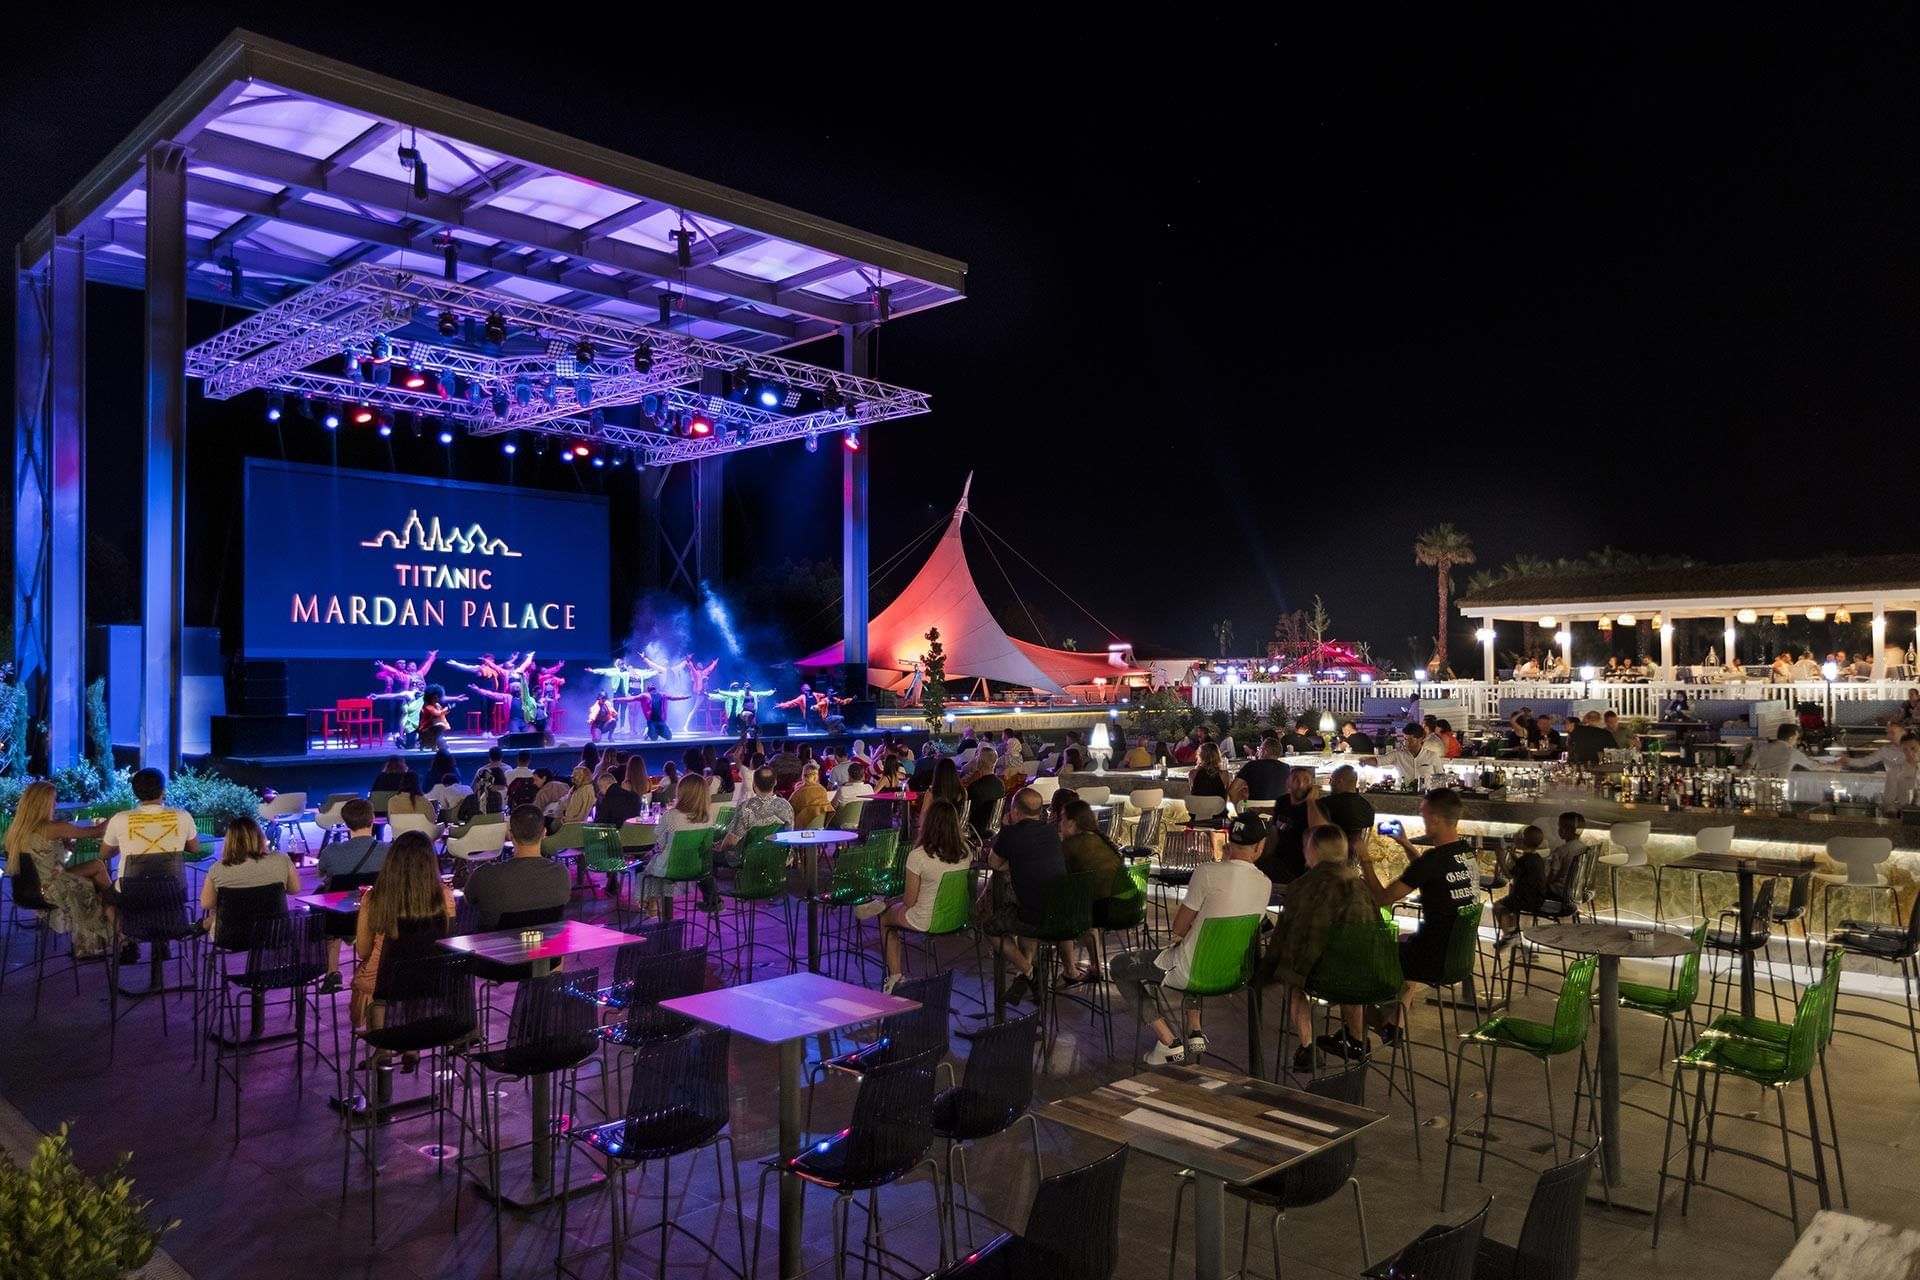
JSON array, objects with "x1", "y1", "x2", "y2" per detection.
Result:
[
  {"x1": 639, "y1": 774, "x2": 718, "y2": 913},
  {"x1": 385, "y1": 772, "x2": 434, "y2": 822},
  {"x1": 3, "y1": 780, "x2": 116, "y2": 957},
  {"x1": 790, "y1": 762, "x2": 832, "y2": 830},
  {"x1": 1260, "y1": 824, "x2": 1381, "y2": 1071},
  {"x1": 1188, "y1": 743, "x2": 1230, "y2": 799},
  {"x1": 865, "y1": 799, "x2": 975, "y2": 994},
  {"x1": 560, "y1": 765, "x2": 598, "y2": 829},
  {"x1": 200, "y1": 817, "x2": 300, "y2": 943},
  {"x1": 350, "y1": 830, "x2": 457, "y2": 1035}
]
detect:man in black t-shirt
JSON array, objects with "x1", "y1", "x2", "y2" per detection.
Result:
[
  {"x1": 1317, "y1": 764, "x2": 1375, "y2": 837},
  {"x1": 1565, "y1": 711, "x2": 1617, "y2": 766},
  {"x1": 1336, "y1": 722, "x2": 1376, "y2": 754},
  {"x1": 1278, "y1": 715, "x2": 1319, "y2": 754},
  {"x1": 1235, "y1": 739, "x2": 1288, "y2": 802},
  {"x1": 984, "y1": 788, "x2": 1067, "y2": 1004},
  {"x1": 1360, "y1": 787, "x2": 1477, "y2": 1043},
  {"x1": 1257, "y1": 767, "x2": 1320, "y2": 885}
]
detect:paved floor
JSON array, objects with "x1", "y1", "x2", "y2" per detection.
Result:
[{"x1": 2, "y1": 863, "x2": 1916, "y2": 1280}]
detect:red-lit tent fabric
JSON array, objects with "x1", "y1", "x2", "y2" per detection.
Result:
[{"x1": 798, "y1": 480, "x2": 1143, "y2": 696}]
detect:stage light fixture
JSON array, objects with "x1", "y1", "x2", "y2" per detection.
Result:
[
  {"x1": 439, "y1": 426, "x2": 454, "y2": 445},
  {"x1": 575, "y1": 376, "x2": 593, "y2": 407},
  {"x1": 822, "y1": 386, "x2": 844, "y2": 413},
  {"x1": 265, "y1": 392, "x2": 283, "y2": 422},
  {"x1": 632, "y1": 343, "x2": 653, "y2": 372},
  {"x1": 541, "y1": 379, "x2": 558, "y2": 409},
  {"x1": 370, "y1": 335, "x2": 392, "y2": 363},
  {"x1": 502, "y1": 440, "x2": 518, "y2": 455},
  {"x1": 641, "y1": 393, "x2": 662, "y2": 420},
  {"x1": 591, "y1": 456, "x2": 605, "y2": 469},
  {"x1": 403, "y1": 366, "x2": 427, "y2": 389},
  {"x1": 353, "y1": 403, "x2": 375, "y2": 425},
  {"x1": 670, "y1": 227, "x2": 693, "y2": 268},
  {"x1": 687, "y1": 412, "x2": 713, "y2": 437},
  {"x1": 559, "y1": 447, "x2": 574, "y2": 462},
  {"x1": 346, "y1": 356, "x2": 364, "y2": 383},
  {"x1": 514, "y1": 375, "x2": 532, "y2": 406},
  {"x1": 377, "y1": 418, "x2": 393, "y2": 438},
  {"x1": 438, "y1": 310, "x2": 459, "y2": 337},
  {"x1": 575, "y1": 340, "x2": 596, "y2": 366},
  {"x1": 871, "y1": 285, "x2": 892, "y2": 324},
  {"x1": 323, "y1": 402, "x2": 341, "y2": 429},
  {"x1": 657, "y1": 293, "x2": 673, "y2": 328},
  {"x1": 442, "y1": 241, "x2": 457, "y2": 280},
  {"x1": 574, "y1": 444, "x2": 591, "y2": 458},
  {"x1": 371, "y1": 361, "x2": 392, "y2": 387},
  {"x1": 804, "y1": 434, "x2": 819, "y2": 454},
  {"x1": 491, "y1": 389, "x2": 510, "y2": 418},
  {"x1": 611, "y1": 451, "x2": 625, "y2": 467},
  {"x1": 224, "y1": 256, "x2": 243, "y2": 299},
  {"x1": 484, "y1": 311, "x2": 507, "y2": 344},
  {"x1": 843, "y1": 427, "x2": 861, "y2": 451},
  {"x1": 589, "y1": 409, "x2": 606, "y2": 431},
  {"x1": 398, "y1": 141, "x2": 428, "y2": 199},
  {"x1": 757, "y1": 381, "x2": 784, "y2": 409}
]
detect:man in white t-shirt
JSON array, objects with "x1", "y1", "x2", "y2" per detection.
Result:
[
  {"x1": 426, "y1": 772, "x2": 473, "y2": 813},
  {"x1": 505, "y1": 751, "x2": 536, "y2": 782},
  {"x1": 833, "y1": 759, "x2": 876, "y2": 813},
  {"x1": 1109, "y1": 811, "x2": 1272, "y2": 1066},
  {"x1": 102, "y1": 768, "x2": 201, "y2": 964}
]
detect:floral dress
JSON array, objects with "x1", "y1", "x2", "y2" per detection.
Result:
[{"x1": 24, "y1": 832, "x2": 111, "y2": 954}]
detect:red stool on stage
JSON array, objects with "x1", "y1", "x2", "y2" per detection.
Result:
[{"x1": 466, "y1": 711, "x2": 485, "y2": 734}]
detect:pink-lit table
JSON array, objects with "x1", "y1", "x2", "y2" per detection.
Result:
[{"x1": 771, "y1": 828, "x2": 860, "y2": 974}]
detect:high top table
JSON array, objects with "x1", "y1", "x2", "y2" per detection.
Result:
[
  {"x1": 438, "y1": 919, "x2": 631, "y2": 1209},
  {"x1": 663, "y1": 971, "x2": 919, "y2": 1279},
  {"x1": 1527, "y1": 922, "x2": 1694, "y2": 1210},
  {"x1": 1038, "y1": 1064, "x2": 1385, "y2": 1280},
  {"x1": 1661, "y1": 852, "x2": 1818, "y2": 1018},
  {"x1": 770, "y1": 828, "x2": 861, "y2": 973}
]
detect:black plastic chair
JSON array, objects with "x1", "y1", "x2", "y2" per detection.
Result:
[
  {"x1": 1705, "y1": 878, "x2": 1784, "y2": 1022},
  {"x1": 110, "y1": 873, "x2": 201, "y2": 1054},
  {"x1": 810, "y1": 969, "x2": 954, "y2": 1132},
  {"x1": 340, "y1": 950, "x2": 477, "y2": 1239},
  {"x1": 460, "y1": 965, "x2": 603, "y2": 1276},
  {"x1": 1472, "y1": 1143, "x2": 1597, "y2": 1280},
  {"x1": 1363, "y1": 1198, "x2": 1492, "y2": 1280},
  {"x1": 755, "y1": 1048, "x2": 944, "y2": 1280},
  {"x1": 557, "y1": 1026, "x2": 746, "y2": 1280},
  {"x1": 937, "y1": 1011, "x2": 1042, "y2": 1255},
  {"x1": 997, "y1": 1144, "x2": 1129, "y2": 1280},
  {"x1": 1168, "y1": 1064, "x2": 1371, "y2": 1279},
  {"x1": 198, "y1": 881, "x2": 292, "y2": 1073},
  {"x1": 1, "y1": 854, "x2": 77, "y2": 1020},
  {"x1": 594, "y1": 946, "x2": 708, "y2": 1114},
  {"x1": 210, "y1": 911, "x2": 337, "y2": 1145},
  {"x1": 1832, "y1": 897, "x2": 1920, "y2": 1084},
  {"x1": 1770, "y1": 873, "x2": 1815, "y2": 987},
  {"x1": 467, "y1": 902, "x2": 568, "y2": 1030}
]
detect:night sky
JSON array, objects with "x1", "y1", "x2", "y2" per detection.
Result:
[{"x1": 4, "y1": 17, "x2": 1916, "y2": 671}]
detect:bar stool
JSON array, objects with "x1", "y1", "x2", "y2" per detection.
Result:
[
  {"x1": 1656, "y1": 825, "x2": 1735, "y2": 925},
  {"x1": 1831, "y1": 899, "x2": 1920, "y2": 1084},
  {"x1": 1817, "y1": 837, "x2": 1896, "y2": 934},
  {"x1": 1595, "y1": 821, "x2": 1651, "y2": 923}
]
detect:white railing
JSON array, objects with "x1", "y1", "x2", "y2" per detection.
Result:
[{"x1": 1192, "y1": 678, "x2": 1913, "y2": 723}]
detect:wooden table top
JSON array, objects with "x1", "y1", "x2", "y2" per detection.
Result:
[
  {"x1": 1666, "y1": 852, "x2": 1820, "y2": 877},
  {"x1": 1528, "y1": 922, "x2": 1696, "y2": 959},
  {"x1": 661, "y1": 972, "x2": 919, "y2": 1044},
  {"x1": 437, "y1": 919, "x2": 632, "y2": 965},
  {"x1": 770, "y1": 829, "x2": 860, "y2": 846},
  {"x1": 1036, "y1": 1063, "x2": 1386, "y2": 1186}
]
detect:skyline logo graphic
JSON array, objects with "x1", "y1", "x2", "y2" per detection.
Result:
[{"x1": 361, "y1": 509, "x2": 524, "y2": 557}]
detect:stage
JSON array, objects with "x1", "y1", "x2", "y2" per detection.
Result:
[{"x1": 189, "y1": 726, "x2": 927, "y2": 798}]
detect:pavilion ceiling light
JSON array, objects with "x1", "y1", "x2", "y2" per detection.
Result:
[
  {"x1": 1772, "y1": 610, "x2": 1789, "y2": 625},
  {"x1": 1597, "y1": 615, "x2": 1614, "y2": 630},
  {"x1": 1616, "y1": 613, "x2": 1636, "y2": 627},
  {"x1": 1651, "y1": 613, "x2": 1663, "y2": 627},
  {"x1": 1806, "y1": 607, "x2": 1827, "y2": 622},
  {"x1": 1834, "y1": 608, "x2": 1853, "y2": 623},
  {"x1": 1737, "y1": 609, "x2": 1758, "y2": 624},
  {"x1": 1538, "y1": 616, "x2": 1557, "y2": 629}
]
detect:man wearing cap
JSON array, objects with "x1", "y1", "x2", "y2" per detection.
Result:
[{"x1": 1110, "y1": 810, "x2": 1273, "y2": 1066}]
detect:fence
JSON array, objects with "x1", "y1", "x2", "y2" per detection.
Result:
[{"x1": 1191, "y1": 678, "x2": 1912, "y2": 724}]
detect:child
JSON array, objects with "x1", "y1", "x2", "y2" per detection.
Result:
[{"x1": 1493, "y1": 825, "x2": 1550, "y2": 940}]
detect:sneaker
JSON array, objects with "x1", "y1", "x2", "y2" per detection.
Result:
[
  {"x1": 1185, "y1": 1032, "x2": 1209, "y2": 1059},
  {"x1": 853, "y1": 899, "x2": 887, "y2": 920},
  {"x1": 1000, "y1": 975, "x2": 1033, "y2": 1006},
  {"x1": 318, "y1": 971, "x2": 344, "y2": 995},
  {"x1": 882, "y1": 973, "x2": 902, "y2": 995},
  {"x1": 1292, "y1": 1044, "x2": 1316, "y2": 1074},
  {"x1": 1375, "y1": 1021, "x2": 1401, "y2": 1047},
  {"x1": 1343, "y1": 1030, "x2": 1374, "y2": 1061},
  {"x1": 1315, "y1": 1032, "x2": 1352, "y2": 1059},
  {"x1": 1142, "y1": 1039, "x2": 1188, "y2": 1067}
]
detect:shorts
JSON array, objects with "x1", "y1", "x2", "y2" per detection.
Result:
[{"x1": 1399, "y1": 931, "x2": 1452, "y2": 985}]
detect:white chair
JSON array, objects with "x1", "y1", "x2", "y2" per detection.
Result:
[
  {"x1": 1657, "y1": 824, "x2": 1735, "y2": 923},
  {"x1": 1028, "y1": 777, "x2": 1061, "y2": 804},
  {"x1": 1183, "y1": 795, "x2": 1227, "y2": 823},
  {"x1": 257, "y1": 791, "x2": 310, "y2": 858},
  {"x1": 446, "y1": 816, "x2": 507, "y2": 869},
  {"x1": 313, "y1": 793, "x2": 363, "y2": 851},
  {"x1": 1127, "y1": 788, "x2": 1165, "y2": 814},
  {"x1": 1819, "y1": 836, "x2": 1896, "y2": 932},
  {"x1": 1076, "y1": 785, "x2": 1111, "y2": 807},
  {"x1": 1596, "y1": 820, "x2": 1652, "y2": 922},
  {"x1": 387, "y1": 812, "x2": 442, "y2": 846}
]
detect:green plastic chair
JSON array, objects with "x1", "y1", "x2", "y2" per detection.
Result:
[
  {"x1": 651, "y1": 827, "x2": 720, "y2": 948},
  {"x1": 1305, "y1": 918, "x2": 1405, "y2": 1009},
  {"x1": 810, "y1": 839, "x2": 886, "y2": 981},
  {"x1": 1019, "y1": 872, "x2": 1108, "y2": 1059},
  {"x1": 1653, "y1": 953, "x2": 1838, "y2": 1242},
  {"x1": 903, "y1": 866, "x2": 989, "y2": 1011},
  {"x1": 1443, "y1": 953, "x2": 1597, "y2": 1207},
  {"x1": 1619, "y1": 922, "x2": 1709, "y2": 1063},
  {"x1": 1170, "y1": 913, "x2": 1263, "y2": 1000},
  {"x1": 861, "y1": 829, "x2": 904, "y2": 898},
  {"x1": 723, "y1": 825, "x2": 795, "y2": 976}
]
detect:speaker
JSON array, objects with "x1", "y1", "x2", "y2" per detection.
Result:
[
  {"x1": 759, "y1": 720, "x2": 790, "y2": 739},
  {"x1": 209, "y1": 714, "x2": 306, "y2": 757},
  {"x1": 498, "y1": 731, "x2": 547, "y2": 750},
  {"x1": 841, "y1": 699, "x2": 877, "y2": 732}
]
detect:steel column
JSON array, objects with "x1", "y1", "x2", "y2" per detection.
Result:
[
  {"x1": 142, "y1": 143, "x2": 188, "y2": 772},
  {"x1": 694, "y1": 455, "x2": 724, "y2": 586},
  {"x1": 840, "y1": 325, "x2": 871, "y2": 695}
]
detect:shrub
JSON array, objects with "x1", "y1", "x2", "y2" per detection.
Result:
[
  {"x1": 84, "y1": 677, "x2": 114, "y2": 781},
  {"x1": 163, "y1": 768, "x2": 262, "y2": 834},
  {"x1": 0, "y1": 1124, "x2": 174, "y2": 1280},
  {"x1": 50, "y1": 760, "x2": 104, "y2": 805}
]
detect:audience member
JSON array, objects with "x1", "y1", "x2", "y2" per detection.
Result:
[
  {"x1": 463, "y1": 805, "x2": 570, "y2": 930},
  {"x1": 1261, "y1": 824, "x2": 1380, "y2": 1071},
  {"x1": 199, "y1": 817, "x2": 300, "y2": 943},
  {"x1": 349, "y1": 830, "x2": 456, "y2": 1032}
]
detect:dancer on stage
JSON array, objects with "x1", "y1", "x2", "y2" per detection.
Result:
[
  {"x1": 588, "y1": 692, "x2": 621, "y2": 742},
  {"x1": 467, "y1": 676, "x2": 547, "y2": 741},
  {"x1": 536, "y1": 660, "x2": 567, "y2": 735},
  {"x1": 654, "y1": 652, "x2": 720, "y2": 732},
  {"x1": 776, "y1": 683, "x2": 849, "y2": 730},
  {"x1": 637, "y1": 688, "x2": 690, "y2": 741},
  {"x1": 587, "y1": 656, "x2": 647, "y2": 734},
  {"x1": 374, "y1": 649, "x2": 439, "y2": 694},
  {"x1": 373, "y1": 685, "x2": 464, "y2": 749},
  {"x1": 710, "y1": 682, "x2": 775, "y2": 735}
]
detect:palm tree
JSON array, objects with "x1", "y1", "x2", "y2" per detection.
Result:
[
  {"x1": 1213, "y1": 617, "x2": 1235, "y2": 657},
  {"x1": 1413, "y1": 524, "x2": 1476, "y2": 673}
]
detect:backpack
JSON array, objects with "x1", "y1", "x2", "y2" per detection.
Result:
[{"x1": 506, "y1": 776, "x2": 541, "y2": 809}]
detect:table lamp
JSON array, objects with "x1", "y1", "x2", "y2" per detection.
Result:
[
  {"x1": 1317, "y1": 710, "x2": 1336, "y2": 754},
  {"x1": 1089, "y1": 721, "x2": 1112, "y2": 774}
]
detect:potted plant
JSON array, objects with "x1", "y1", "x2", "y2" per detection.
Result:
[{"x1": 0, "y1": 1125, "x2": 175, "y2": 1280}]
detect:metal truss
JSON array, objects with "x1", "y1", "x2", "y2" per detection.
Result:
[{"x1": 184, "y1": 263, "x2": 930, "y2": 456}]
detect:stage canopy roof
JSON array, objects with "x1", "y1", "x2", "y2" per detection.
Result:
[{"x1": 22, "y1": 30, "x2": 967, "y2": 354}]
